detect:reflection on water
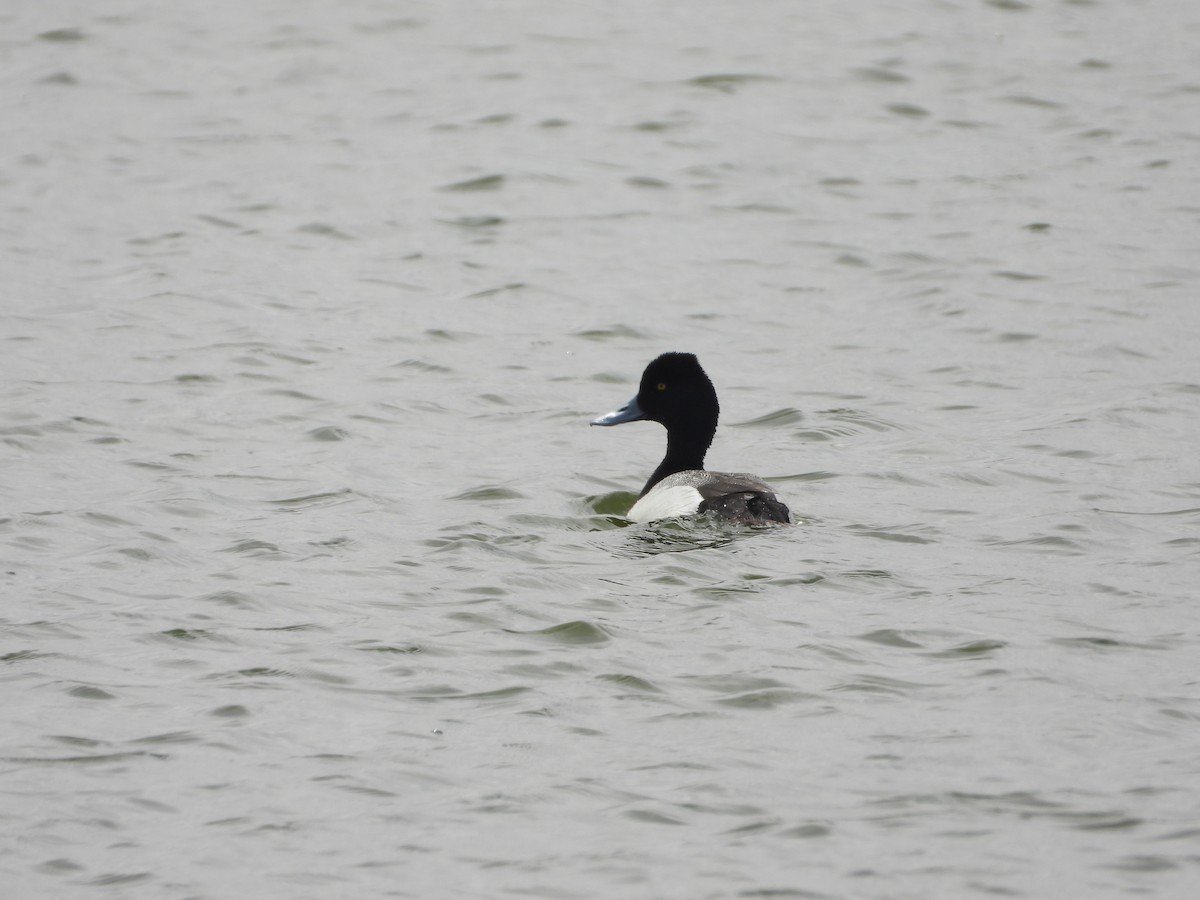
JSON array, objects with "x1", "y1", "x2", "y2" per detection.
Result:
[
  {"x1": 614, "y1": 519, "x2": 759, "y2": 557},
  {"x1": 4, "y1": 0, "x2": 1200, "y2": 898}
]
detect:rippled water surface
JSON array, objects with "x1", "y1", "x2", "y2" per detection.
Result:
[{"x1": 4, "y1": 1, "x2": 1200, "y2": 897}]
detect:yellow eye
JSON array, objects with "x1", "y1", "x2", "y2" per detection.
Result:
[{"x1": 657, "y1": 382, "x2": 667, "y2": 391}]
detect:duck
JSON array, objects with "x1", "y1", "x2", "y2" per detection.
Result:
[{"x1": 591, "y1": 352, "x2": 791, "y2": 525}]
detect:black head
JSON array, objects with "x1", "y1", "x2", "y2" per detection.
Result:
[
  {"x1": 592, "y1": 352, "x2": 719, "y2": 437},
  {"x1": 591, "y1": 352, "x2": 722, "y2": 493},
  {"x1": 634, "y1": 352, "x2": 719, "y2": 430}
]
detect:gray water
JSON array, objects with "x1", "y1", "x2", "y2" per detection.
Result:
[{"x1": 4, "y1": 1, "x2": 1200, "y2": 897}]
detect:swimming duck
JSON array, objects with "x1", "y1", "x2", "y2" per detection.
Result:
[{"x1": 592, "y1": 352, "x2": 791, "y2": 525}]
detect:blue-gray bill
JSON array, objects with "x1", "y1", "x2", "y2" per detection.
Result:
[{"x1": 591, "y1": 395, "x2": 644, "y2": 426}]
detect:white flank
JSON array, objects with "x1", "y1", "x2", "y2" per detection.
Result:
[{"x1": 627, "y1": 485, "x2": 704, "y2": 524}]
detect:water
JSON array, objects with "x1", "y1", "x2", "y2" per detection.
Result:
[{"x1": 4, "y1": 1, "x2": 1200, "y2": 897}]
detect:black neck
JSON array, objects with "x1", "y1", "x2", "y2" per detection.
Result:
[{"x1": 640, "y1": 422, "x2": 714, "y2": 496}]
